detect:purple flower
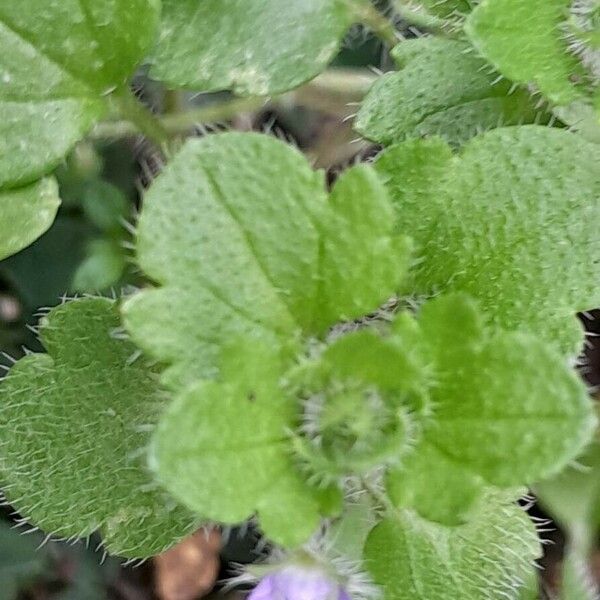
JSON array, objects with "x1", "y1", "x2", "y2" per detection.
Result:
[{"x1": 248, "y1": 565, "x2": 351, "y2": 600}]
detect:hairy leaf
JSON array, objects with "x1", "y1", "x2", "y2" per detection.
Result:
[
  {"x1": 0, "y1": 0, "x2": 160, "y2": 188},
  {"x1": 465, "y1": 0, "x2": 584, "y2": 105},
  {"x1": 316, "y1": 165, "x2": 411, "y2": 329},
  {"x1": 150, "y1": 0, "x2": 356, "y2": 95},
  {"x1": 356, "y1": 37, "x2": 545, "y2": 146},
  {"x1": 418, "y1": 0, "x2": 473, "y2": 17},
  {"x1": 376, "y1": 126, "x2": 600, "y2": 355},
  {"x1": 150, "y1": 339, "x2": 324, "y2": 547},
  {"x1": 291, "y1": 330, "x2": 424, "y2": 482},
  {"x1": 0, "y1": 298, "x2": 198, "y2": 558},
  {"x1": 0, "y1": 178, "x2": 60, "y2": 260},
  {"x1": 364, "y1": 493, "x2": 541, "y2": 600},
  {"x1": 123, "y1": 133, "x2": 409, "y2": 390},
  {"x1": 387, "y1": 294, "x2": 596, "y2": 524}
]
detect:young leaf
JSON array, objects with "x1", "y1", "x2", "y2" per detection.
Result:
[
  {"x1": 0, "y1": 298, "x2": 199, "y2": 558},
  {"x1": 465, "y1": 0, "x2": 584, "y2": 106},
  {"x1": 356, "y1": 37, "x2": 543, "y2": 146},
  {"x1": 150, "y1": 338, "x2": 325, "y2": 548},
  {"x1": 0, "y1": 178, "x2": 60, "y2": 261},
  {"x1": 386, "y1": 294, "x2": 596, "y2": 525},
  {"x1": 0, "y1": 0, "x2": 160, "y2": 188},
  {"x1": 364, "y1": 493, "x2": 541, "y2": 600},
  {"x1": 150, "y1": 0, "x2": 356, "y2": 95},
  {"x1": 291, "y1": 329, "x2": 423, "y2": 482},
  {"x1": 316, "y1": 164, "x2": 411, "y2": 330},
  {"x1": 376, "y1": 126, "x2": 600, "y2": 355},
  {"x1": 123, "y1": 133, "x2": 409, "y2": 390}
]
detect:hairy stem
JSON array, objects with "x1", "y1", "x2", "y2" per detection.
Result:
[
  {"x1": 351, "y1": 1, "x2": 400, "y2": 47},
  {"x1": 361, "y1": 477, "x2": 399, "y2": 517},
  {"x1": 92, "y1": 70, "x2": 377, "y2": 140},
  {"x1": 112, "y1": 88, "x2": 172, "y2": 150},
  {"x1": 392, "y1": 0, "x2": 455, "y2": 35}
]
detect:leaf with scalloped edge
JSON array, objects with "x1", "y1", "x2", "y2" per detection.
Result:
[
  {"x1": 150, "y1": 338, "x2": 327, "y2": 548},
  {"x1": 0, "y1": 298, "x2": 199, "y2": 558},
  {"x1": 465, "y1": 0, "x2": 585, "y2": 106},
  {"x1": 150, "y1": 0, "x2": 357, "y2": 95},
  {"x1": 364, "y1": 492, "x2": 541, "y2": 600},
  {"x1": 376, "y1": 126, "x2": 600, "y2": 356},
  {"x1": 0, "y1": 177, "x2": 60, "y2": 260},
  {"x1": 0, "y1": 0, "x2": 160, "y2": 189},
  {"x1": 356, "y1": 37, "x2": 545, "y2": 146},
  {"x1": 123, "y1": 132, "x2": 410, "y2": 390},
  {"x1": 386, "y1": 294, "x2": 596, "y2": 525}
]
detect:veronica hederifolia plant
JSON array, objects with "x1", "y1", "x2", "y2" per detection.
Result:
[
  {"x1": 117, "y1": 133, "x2": 596, "y2": 585},
  {"x1": 0, "y1": 0, "x2": 598, "y2": 595},
  {"x1": 0, "y1": 298, "x2": 198, "y2": 557}
]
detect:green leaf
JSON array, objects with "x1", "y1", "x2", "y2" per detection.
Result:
[
  {"x1": 150, "y1": 0, "x2": 356, "y2": 95},
  {"x1": 0, "y1": 520, "x2": 47, "y2": 600},
  {"x1": 386, "y1": 294, "x2": 596, "y2": 524},
  {"x1": 81, "y1": 180, "x2": 129, "y2": 234},
  {"x1": 0, "y1": 178, "x2": 60, "y2": 261},
  {"x1": 421, "y1": 294, "x2": 594, "y2": 486},
  {"x1": 0, "y1": 0, "x2": 160, "y2": 189},
  {"x1": 356, "y1": 37, "x2": 546, "y2": 146},
  {"x1": 150, "y1": 338, "x2": 324, "y2": 547},
  {"x1": 0, "y1": 298, "x2": 198, "y2": 558},
  {"x1": 465, "y1": 0, "x2": 583, "y2": 105},
  {"x1": 386, "y1": 441, "x2": 487, "y2": 525},
  {"x1": 316, "y1": 164, "x2": 411, "y2": 329},
  {"x1": 518, "y1": 569, "x2": 540, "y2": 600},
  {"x1": 376, "y1": 126, "x2": 600, "y2": 355},
  {"x1": 72, "y1": 238, "x2": 126, "y2": 292},
  {"x1": 291, "y1": 330, "x2": 422, "y2": 481},
  {"x1": 364, "y1": 493, "x2": 541, "y2": 600},
  {"x1": 123, "y1": 133, "x2": 409, "y2": 390},
  {"x1": 418, "y1": 0, "x2": 473, "y2": 17}
]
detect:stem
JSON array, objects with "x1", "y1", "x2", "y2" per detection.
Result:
[
  {"x1": 94, "y1": 96, "x2": 269, "y2": 140},
  {"x1": 92, "y1": 70, "x2": 376, "y2": 140},
  {"x1": 361, "y1": 477, "x2": 398, "y2": 517},
  {"x1": 392, "y1": 0, "x2": 455, "y2": 35},
  {"x1": 111, "y1": 88, "x2": 171, "y2": 149},
  {"x1": 351, "y1": 1, "x2": 400, "y2": 47},
  {"x1": 163, "y1": 88, "x2": 185, "y2": 114}
]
